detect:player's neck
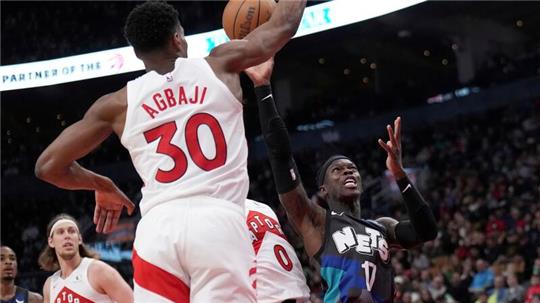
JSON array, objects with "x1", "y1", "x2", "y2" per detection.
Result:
[
  {"x1": 0, "y1": 280, "x2": 16, "y2": 299},
  {"x1": 328, "y1": 198, "x2": 361, "y2": 217},
  {"x1": 58, "y1": 254, "x2": 82, "y2": 279},
  {"x1": 143, "y1": 53, "x2": 180, "y2": 75}
]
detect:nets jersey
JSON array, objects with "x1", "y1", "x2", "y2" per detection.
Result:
[
  {"x1": 315, "y1": 212, "x2": 394, "y2": 303},
  {"x1": 245, "y1": 199, "x2": 310, "y2": 303},
  {"x1": 49, "y1": 258, "x2": 112, "y2": 303},
  {"x1": 122, "y1": 58, "x2": 249, "y2": 216}
]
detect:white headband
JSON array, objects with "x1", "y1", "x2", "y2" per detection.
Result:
[{"x1": 49, "y1": 219, "x2": 79, "y2": 237}]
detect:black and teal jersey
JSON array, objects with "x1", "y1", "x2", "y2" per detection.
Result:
[
  {"x1": 1, "y1": 287, "x2": 29, "y2": 303},
  {"x1": 315, "y1": 211, "x2": 394, "y2": 303}
]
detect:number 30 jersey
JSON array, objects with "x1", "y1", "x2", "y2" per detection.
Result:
[
  {"x1": 122, "y1": 58, "x2": 249, "y2": 216},
  {"x1": 315, "y1": 212, "x2": 394, "y2": 303},
  {"x1": 245, "y1": 199, "x2": 310, "y2": 303}
]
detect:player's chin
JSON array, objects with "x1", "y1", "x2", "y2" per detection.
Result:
[{"x1": 340, "y1": 188, "x2": 361, "y2": 199}]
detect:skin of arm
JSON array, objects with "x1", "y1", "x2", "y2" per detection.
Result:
[
  {"x1": 35, "y1": 88, "x2": 134, "y2": 233},
  {"x1": 88, "y1": 260, "x2": 133, "y2": 303},
  {"x1": 376, "y1": 118, "x2": 437, "y2": 248},
  {"x1": 207, "y1": 0, "x2": 307, "y2": 73},
  {"x1": 42, "y1": 277, "x2": 51, "y2": 303},
  {"x1": 27, "y1": 290, "x2": 43, "y2": 303}
]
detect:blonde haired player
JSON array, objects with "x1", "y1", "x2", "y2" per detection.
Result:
[
  {"x1": 39, "y1": 214, "x2": 133, "y2": 303},
  {"x1": 245, "y1": 199, "x2": 310, "y2": 303},
  {"x1": 35, "y1": 1, "x2": 307, "y2": 302}
]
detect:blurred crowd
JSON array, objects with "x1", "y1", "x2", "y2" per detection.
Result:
[{"x1": 250, "y1": 103, "x2": 540, "y2": 302}]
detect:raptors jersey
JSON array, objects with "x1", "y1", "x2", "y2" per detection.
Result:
[
  {"x1": 245, "y1": 199, "x2": 310, "y2": 303},
  {"x1": 122, "y1": 58, "x2": 249, "y2": 216},
  {"x1": 315, "y1": 212, "x2": 394, "y2": 303},
  {"x1": 49, "y1": 258, "x2": 112, "y2": 303}
]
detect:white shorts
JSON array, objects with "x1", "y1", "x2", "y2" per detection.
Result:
[{"x1": 132, "y1": 197, "x2": 256, "y2": 303}]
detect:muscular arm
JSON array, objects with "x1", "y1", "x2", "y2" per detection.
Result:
[
  {"x1": 256, "y1": 84, "x2": 325, "y2": 257},
  {"x1": 89, "y1": 261, "x2": 133, "y2": 303},
  {"x1": 376, "y1": 175, "x2": 437, "y2": 249},
  {"x1": 208, "y1": 0, "x2": 306, "y2": 72},
  {"x1": 35, "y1": 89, "x2": 124, "y2": 191}
]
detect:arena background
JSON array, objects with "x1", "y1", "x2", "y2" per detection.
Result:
[{"x1": 2, "y1": 1, "x2": 540, "y2": 302}]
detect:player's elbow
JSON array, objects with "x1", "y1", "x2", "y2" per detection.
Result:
[
  {"x1": 35, "y1": 153, "x2": 59, "y2": 182},
  {"x1": 421, "y1": 226, "x2": 438, "y2": 242}
]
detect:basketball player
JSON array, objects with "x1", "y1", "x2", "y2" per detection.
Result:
[
  {"x1": 245, "y1": 199, "x2": 310, "y2": 303},
  {"x1": 246, "y1": 59, "x2": 438, "y2": 302},
  {"x1": 0, "y1": 246, "x2": 42, "y2": 303},
  {"x1": 35, "y1": 1, "x2": 306, "y2": 302},
  {"x1": 39, "y1": 214, "x2": 133, "y2": 303}
]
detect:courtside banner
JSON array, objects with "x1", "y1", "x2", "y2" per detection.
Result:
[{"x1": 1, "y1": 0, "x2": 424, "y2": 91}]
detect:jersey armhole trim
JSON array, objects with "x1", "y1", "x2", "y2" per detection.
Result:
[{"x1": 201, "y1": 57, "x2": 243, "y2": 111}]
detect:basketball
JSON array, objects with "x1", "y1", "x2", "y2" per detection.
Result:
[{"x1": 223, "y1": 0, "x2": 276, "y2": 40}]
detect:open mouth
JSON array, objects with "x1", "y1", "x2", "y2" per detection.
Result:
[
  {"x1": 343, "y1": 177, "x2": 357, "y2": 189},
  {"x1": 63, "y1": 243, "x2": 74, "y2": 248}
]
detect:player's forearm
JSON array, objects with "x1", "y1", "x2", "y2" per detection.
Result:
[
  {"x1": 256, "y1": 84, "x2": 300, "y2": 194},
  {"x1": 35, "y1": 158, "x2": 112, "y2": 191},
  {"x1": 268, "y1": 0, "x2": 307, "y2": 38},
  {"x1": 394, "y1": 175, "x2": 438, "y2": 247}
]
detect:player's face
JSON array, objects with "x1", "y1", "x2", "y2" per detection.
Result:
[
  {"x1": 322, "y1": 159, "x2": 362, "y2": 201},
  {"x1": 0, "y1": 247, "x2": 17, "y2": 280},
  {"x1": 48, "y1": 222, "x2": 82, "y2": 260}
]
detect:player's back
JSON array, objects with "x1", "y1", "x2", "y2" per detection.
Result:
[
  {"x1": 122, "y1": 58, "x2": 249, "y2": 216},
  {"x1": 245, "y1": 199, "x2": 310, "y2": 303}
]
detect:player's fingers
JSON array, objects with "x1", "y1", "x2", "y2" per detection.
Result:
[
  {"x1": 395, "y1": 117, "x2": 402, "y2": 147},
  {"x1": 387, "y1": 125, "x2": 398, "y2": 150},
  {"x1": 378, "y1": 139, "x2": 392, "y2": 154},
  {"x1": 96, "y1": 209, "x2": 107, "y2": 233},
  {"x1": 112, "y1": 211, "x2": 121, "y2": 229},
  {"x1": 123, "y1": 199, "x2": 136, "y2": 215},
  {"x1": 93, "y1": 205, "x2": 101, "y2": 225},
  {"x1": 103, "y1": 211, "x2": 114, "y2": 234}
]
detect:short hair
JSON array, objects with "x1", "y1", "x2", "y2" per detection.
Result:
[
  {"x1": 316, "y1": 155, "x2": 352, "y2": 187},
  {"x1": 124, "y1": 1, "x2": 180, "y2": 53},
  {"x1": 38, "y1": 214, "x2": 98, "y2": 272}
]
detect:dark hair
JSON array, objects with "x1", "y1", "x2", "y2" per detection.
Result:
[
  {"x1": 316, "y1": 155, "x2": 352, "y2": 187},
  {"x1": 124, "y1": 1, "x2": 180, "y2": 53},
  {"x1": 38, "y1": 214, "x2": 98, "y2": 272}
]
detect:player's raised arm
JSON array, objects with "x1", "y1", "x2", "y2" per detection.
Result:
[
  {"x1": 376, "y1": 117, "x2": 438, "y2": 249},
  {"x1": 245, "y1": 59, "x2": 325, "y2": 257},
  {"x1": 208, "y1": 0, "x2": 306, "y2": 73}
]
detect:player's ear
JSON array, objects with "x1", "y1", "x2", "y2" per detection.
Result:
[
  {"x1": 319, "y1": 185, "x2": 328, "y2": 199},
  {"x1": 48, "y1": 237, "x2": 55, "y2": 248}
]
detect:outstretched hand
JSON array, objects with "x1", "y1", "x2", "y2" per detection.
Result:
[
  {"x1": 244, "y1": 57, "x2": 274, "y2": 87},
  {"x1": 93, "y1": 181, "x2": 135, "y2": 234},
  {"x1": 378, "y1": 116, "x2": 405, "y2": 179}
]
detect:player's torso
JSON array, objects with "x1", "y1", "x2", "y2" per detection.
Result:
[
  {"x1": 317, "y1": 213, "x2": 394, "y2": 303},
  {"x1": 1, "y1": 287, "x2": 28, "y2": 303},
  {"x1": 245, "y1": 200, "x2": 310, "y2": 303},
  {"x1": 49, "y1": 258, "x2": 112, "y2": 303},
  {"x1": 122, "y1": 58, "x2": 249, "y2": 215}
]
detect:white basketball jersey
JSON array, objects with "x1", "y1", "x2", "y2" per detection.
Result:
[
  {"x1": 245, "y1": 199, "x2": 310, "y2": 303},
  {"x1": 49, "y1": 258, "x2": 112, "y2": 303},
  {"x1": 122, "y1": 58, "x2": 249, "y2": 216}
]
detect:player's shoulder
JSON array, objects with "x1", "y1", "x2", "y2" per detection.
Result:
[
  {"x1": 363, "y1": 217, "x2": 393, "y2": 234},
  {"x1": 245, "y1": 199, "x2": 276, "y2": 216},
  {"x1": 28, "y1": 290, "x2": 43, "y2": 303}
]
